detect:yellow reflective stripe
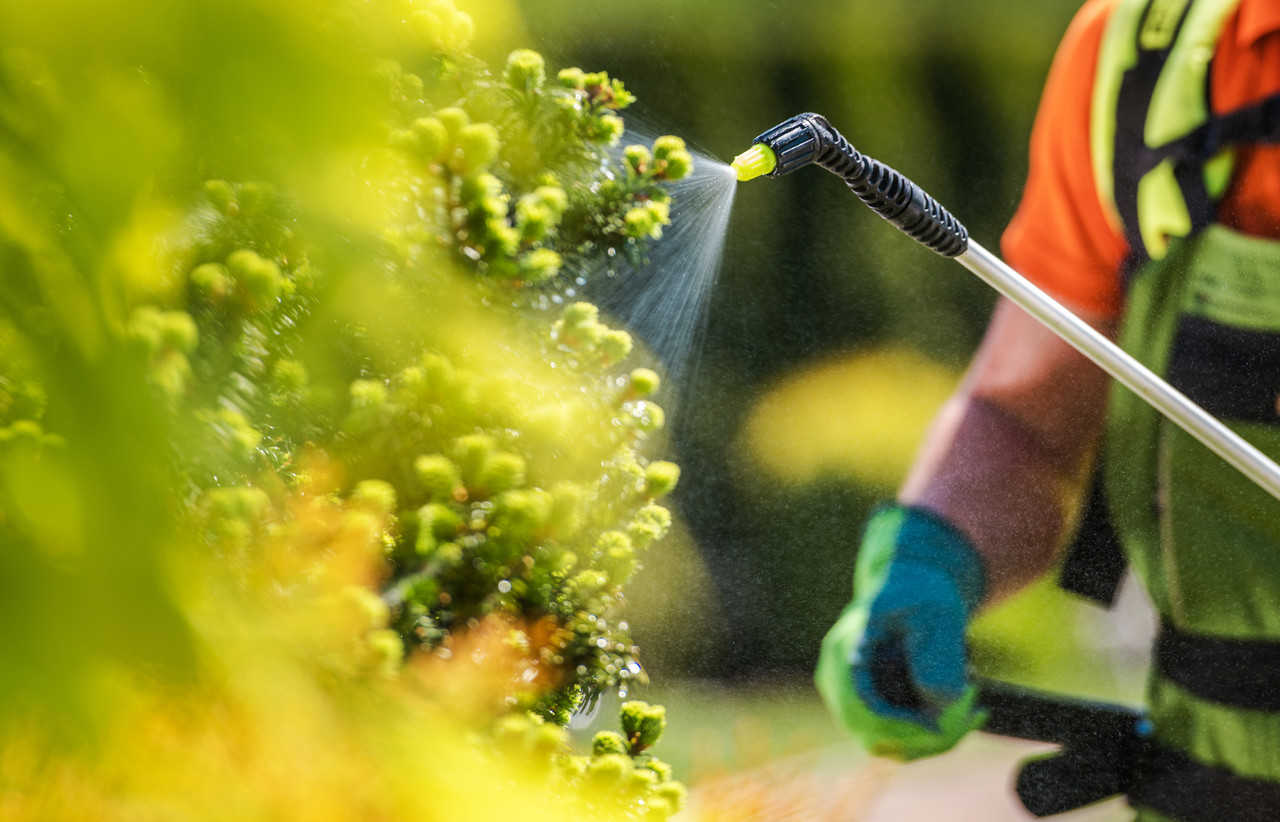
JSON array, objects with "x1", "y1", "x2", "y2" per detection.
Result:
[
  {"x1": 1204, "y1": 146, "x2": 1235, "y2": 199},
  {"x1": 1092, "y1": 0, "x2": 1243, "y2": 259},
  {"x1": 1091, "y1": 0, "x2": 1148, "y2": 233},
  {"x1": 1138, "y1": 159, "x2": 1193, "y2": 258},
  {"x1": 1145, "y1": 0, "x2": 1240, "y2": 147},
  {"x1": 1139, "y1": 0, "x2": 1239, "y2": 257},
  {"x1": 1140, "y1": 0, "x2": 1194, "y2": 49}
]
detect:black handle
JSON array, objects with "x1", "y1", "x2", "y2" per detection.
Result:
[
  {"x1": 867, "y1": 640, "x2": 1145, "y2": 748},
  {"x1": 977, "y1": 679, "x2": 1147, "y2": 751},
  {"x1": 867, "y1": 641, "x2": 1146, "y2": 747},
  {"x1": 868, "y1": 646, "x2": 1149, "y2": 814},
  {"x1": 750, "y1": 113, "x2": 970, "y2": 257},
  {"x1": 978, "y1": 680, "x2": 1149, "y2": 816},
  {"x1": 1016, "y1": 748, "x2": 1137, "y2": 818},
  {"x1": 865, "y1": 640, "x2": 1151, "y2": 815}
]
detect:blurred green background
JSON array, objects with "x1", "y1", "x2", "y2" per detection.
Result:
[{"x1": 518, "y1": 0, "x2": 1115, "y2": 682}]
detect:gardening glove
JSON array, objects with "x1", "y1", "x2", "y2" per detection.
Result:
[{"x1": 816, "y1": 503, "x2": 987, "y2": 761}]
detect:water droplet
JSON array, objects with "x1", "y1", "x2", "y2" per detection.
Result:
[
  {"x1": 497, "y1": 579, "x2": 512, "y2": 593},
  {"x1": 618, "y1": 687, "x2": 628, "y2": 699},
  {"x1": 596, "y1": 638, "x2": 609, "y2": 649},
  {"x1": 626, "y1": 661, "x2": 641, "y2": 675}
]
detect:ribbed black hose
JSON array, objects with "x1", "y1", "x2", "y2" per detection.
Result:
[{"x1": 750, "y1": 112, "x2": 969, "y2": 257}]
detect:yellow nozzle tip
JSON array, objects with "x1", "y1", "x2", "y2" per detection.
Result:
[{"x1": 732, "y1": 143, "x2": 777, "y2": 182}]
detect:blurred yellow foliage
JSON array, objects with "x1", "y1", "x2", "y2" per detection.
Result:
[
  {"x1": 0, "y1": 461, "x2": 617, "y2": 821},
  {"x1": 737, "y1": 347, "x2": 960, "y2": 490},
  {"x1": 0, "y1": 0, "x2": 691, "y2": 817}
]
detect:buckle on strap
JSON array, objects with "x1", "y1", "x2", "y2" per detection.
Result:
[{"x1": 1155, "y1": 621, "x2": 1280, "y2": 711}]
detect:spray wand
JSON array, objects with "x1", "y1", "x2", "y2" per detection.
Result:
[
  {"x1": 734, "y1": 113, "x2": 1280, "y2": 815},
  {"x1": 732, "y1": 112, "x2": 1280, "y2": 503}
]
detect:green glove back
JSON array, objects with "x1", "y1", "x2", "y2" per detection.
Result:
[{"x1": 815, "y1": 503, "x2": 988, "y2": 761}]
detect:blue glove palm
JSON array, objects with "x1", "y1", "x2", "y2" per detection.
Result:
[{"x1": 816, "y1": 504, "x2": 987, "y2": 760}]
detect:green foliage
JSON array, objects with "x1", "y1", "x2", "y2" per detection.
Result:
[
  {"x1": 0, "y1": 0, "x2": 691, "y2": 815},
  {"x1": 494, "y1": 701, "x2": 691, "y2": 814},
  {"x1": 592, "y1": 730, "x2": 630, "y2": 756},
  {"x1": 382, "y1": 35, "x2": 692, "y2": 284},
  {"x1": 643, "y1": 461, "x2": 682, "y2": 500},
  {"x1": 621, "y1": 699, "x2": 668, "y2": 752},
  {"x1": 503, "y1": 700, "x2": 687, "y2": 819}
]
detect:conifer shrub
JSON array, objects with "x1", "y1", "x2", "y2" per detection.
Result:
[{"x1": 0, "y1": 0, "x2": 694, "y2": 817}]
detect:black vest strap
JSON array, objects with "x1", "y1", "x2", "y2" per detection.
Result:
[
  {"x1": 1154, "y1": 90, "x2": 1280, "y2": 164},
  {"x1": 1133, "y1": 742, "x2": 1280, "y2": 822},
  {"x1": 1145, "y1": 90, "x2": 1280, "y2": 245},
  {"x1": 1155, "y1": 621, "x2": 1280, "y2": 711},
  {"x1": 1113, "y1": 0, "x2": 1196, "y2": 269},
  {"x1": 1167, "y1": 314, "x2": 1280, "y2": 426},
  {"x1": 1058, "y1": 467, "x2": 1127, "y2": 605}
]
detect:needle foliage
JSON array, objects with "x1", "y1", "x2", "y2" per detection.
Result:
[{"x1": 0, "y1": 0, "x2": 692, "y2": 817}]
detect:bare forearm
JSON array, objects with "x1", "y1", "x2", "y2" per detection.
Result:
[
  {"x1": 897, "y1": 299, "x2": 1114, "y2": 606},
  {"x1": 900, "y1": 394, "x2": 1099, "y2": 604}
]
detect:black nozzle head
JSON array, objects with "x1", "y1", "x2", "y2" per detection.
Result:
[
  {"x1": 739, "y1": 112, "x2": 968, "y2": 256},
  {"x1": 749, "y1": 112, "x2": 832, "y2": 177}
]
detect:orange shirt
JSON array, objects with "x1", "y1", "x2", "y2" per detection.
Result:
[{"x1": 1001, "y1": 0, "x2": 1280, "y2": 319}]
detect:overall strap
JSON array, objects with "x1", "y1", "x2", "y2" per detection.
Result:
[
  {"x1": 1156, "y1": 620, "x2": 1280, "y2": 711},
  {"x1": 1061, "y1": 0, "x2": 1277, "y2": 607},
  {"x1": 1113, "y1": 0, "x2": 1203, "y2": 267},
  {"x1": 1091, "y1": 0, "x2": 1243, "y2": 268}
]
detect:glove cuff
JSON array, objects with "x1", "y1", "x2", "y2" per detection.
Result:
[{"x1": 863, "y1": 503, "x2": 987, "y2": 614}]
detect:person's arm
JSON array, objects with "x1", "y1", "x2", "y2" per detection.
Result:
[
  {"x1": 900, "y1": 296, "x2": 1116, "y2": 606},
  {"x1": 816, "y1": 0, "x2": 1127, "y2": 760}
]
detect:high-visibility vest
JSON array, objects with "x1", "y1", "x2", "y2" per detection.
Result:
[{"x1": 1080, "y1": 0, "x2": 1280, "y2": 814}]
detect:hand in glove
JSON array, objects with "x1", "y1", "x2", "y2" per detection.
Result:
[{"x1": 816, "y1": 504, "x2": 988, "y2": 760}]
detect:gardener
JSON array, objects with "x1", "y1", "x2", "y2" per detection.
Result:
[{"x1": 816, "y1": 0, "x2": 1280, "y2": 819}]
